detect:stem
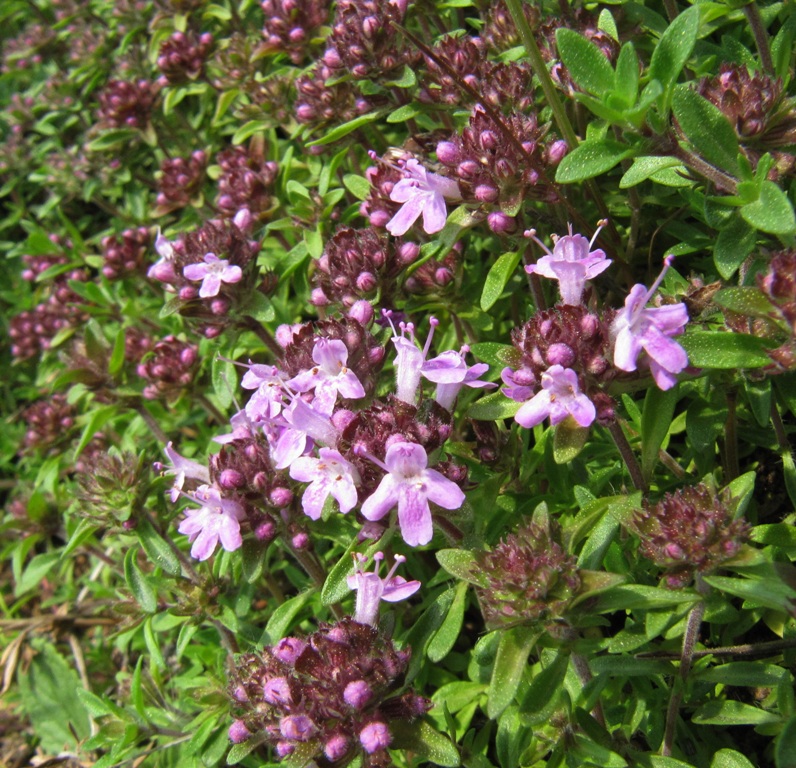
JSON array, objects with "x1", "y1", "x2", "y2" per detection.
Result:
[
  {"x1": 662, "y1": 0, "x2": 679, "y2": 23},
  {"x1": 770, "y1": 399, "x2": 790, "y2": 452},
  {"x1": 743, "y1": 2, "x2": 774, "y2": 76},
  {"x1": 724, "y1": 388, "x2": 739, "y2": 481},
  {"x1": 670, "y1": 144, "x2": 738, "y2": 195},
  {"x1": 639, "y1": 636, "x2": 796, "y2": 660},
  {"x1": 289, "y1": 545, "x2": 345, "y2": 620},
  {"x1": 572, "y1": 651, "x2": 606, "y2": 727},
  {"x1": 661, "y1": 577, "x2": 708, "y2": 757},
  {"x1": 606, "y1": 419, "x2": 647, "y2": 493},
  {"x1": 504, "y1": 0, "x2": 577, "y2": 149},
  {"x1": 198, "y1": 394, "x2": 228, "y2": 426},
  {"x1": 134, "y1": 403, "x2": 170, "y2": 444}
]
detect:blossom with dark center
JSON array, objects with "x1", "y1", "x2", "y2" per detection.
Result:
[{"x1": 360, "y1": 441, "x2": 466, "y2": 547}]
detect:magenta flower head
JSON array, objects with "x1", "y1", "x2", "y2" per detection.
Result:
[
  {"x1": 611, "y1": 256, "x2": 689, "y2": 390},
  {"x1": 177, "y1": 484, "x2": 246, "y2": 560},
  {"x1": 182, "y1": 252, "x2": 243, "y2": 298},
  {"x1": 360, "y1": 441, "x2": 466, "y2": 547},
  {"x1": 289, "y1": 447, "x2": 361, "y2": 520},
  {"x1": 524, "y1": 222, "x2": 612, "y2": 305},
  {"x1": 386, "y1": 159, "x2": 462, "y2": 237},
  {"x1": 346, "y1": 551, "x2": 421, "y2": 626},
  {"x1": 514, "y1": 365, "x2": 596, "y2": 429}
]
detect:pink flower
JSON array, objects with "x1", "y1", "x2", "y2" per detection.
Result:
[
  {"x1": 287, "y1": 338, "x2": 366, "y2": 415},
  {"x1": 148, "y1": 229, "x2": 178, "y2": 283},
  {"x1": 289, "y1": 447, "x2": 361, "y2": 520},
  {"x1": 514, "y1": 365, "x2": 596, "y2": 429},
  {"x1": 346, "y1": 551, "x2": 421, "y2": 626},
  {"x1": 611, "y1": 256, "x2": 689, "y2": 390},
  {"x1": 241, "y1": 363, "x2": 286, "y2": 422},
  {"x1": 524, "y1": 223, "x2": 612, "y2": 305},
  {"x1": 360, "y1": 442, "x2": 465, "y2": 547},
  {"x1": 182, "y1": 252, "x2": 242, "y2": 297},
  {"x1": 177, "y1": 485, "x2": 245, "y2": 560},
  {"x1": 386, "y1": 159, "x2": 461, "y2": 237},
  {"x1": 158, "y1": 441, "x2": 210, "y2": 502}
]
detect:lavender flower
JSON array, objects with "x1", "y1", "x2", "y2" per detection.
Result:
[
  {"x1": 360, "y1": 441, "x2": 465, "y2": 547},
  {"x1": 183, "y1": 253, "x2": 243, "y2": 298},
  {"x1": 158, "y1": 441, "x2": 210, "y2": 502},
  {"x1": 524, "y1": 223, "x2": 612, "y2": 305},
  {"x1": 177, "y1": 485, "x2": 246, "y2": 560},
  {"x1": 386, "y1": 159, "x2": 461, "y2": 237},
  {"x1": 514, "y1": 365, "x2": 596, "y2": 429},
  {"x1": 611, "y1": 256, "x2": 689, "y2": 390},
  {"x1": 422, "y1": 345, "x2": 496, "y2": 411},
  {"x1": 287, "y1": 337, "x2": 367, "y2": 415},
  {"x1": 289, "y1": 447, "x2": 361, "y2": 520},
  {"x1": 346, "y1": 551, "x2": 421, "y2": 626},
  {"x1": 272, "y1": 398, "x2": 339, "y2": 470}
]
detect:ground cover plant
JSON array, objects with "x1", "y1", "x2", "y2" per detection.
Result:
[{"x1": 2, "y1": 0, "x2": 796, "y2": 766}]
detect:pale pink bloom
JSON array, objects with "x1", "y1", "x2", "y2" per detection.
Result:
[
  {"x1": 148, "y1": 228, "x2": 178, "y2": 283},
  {"x1": 524, "y1": 223, "x2": 612, "y2": 305},
  {"x1": 515, "y1": 365, "x2": 596, "y2": 428},
  {"x1": 289, "y1": 447, "x2": 361, "y2": 520},
  {"x1": 183, "y1": 252, "x2": 242, "y2": 298},
  {"x1": 360, "y1": 442, "x2": 465, "y2": 547},
  {"x1": 347, "y1": 551, "x2": 421, "y2": 626},
  {"x1": 177, "y1": 484, "x2": 245, "y2": 560},
  {"x1": 241, "y1": 363, "x2": 286, "y2": 422},
  {"x1": 386, "y1": 159, "x2": 461, "y2": 236},
  {"x1": 287, "y1": 338, "x2": 366, "y2": 415},
  {"x1": 422, "y1": 345, "x2": 496, "y2": 410},
  {"x1": 158, "y1": 441, "x2": 210, "y2": 502},
  {"x1": 271, "y1": 398, "x2": 338, "y2": 470}
]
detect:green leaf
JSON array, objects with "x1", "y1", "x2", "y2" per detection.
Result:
[
  {"x1": 697, "y1": 662, "x2": 788, "y2": 689},
  {"x1": 714, "y1": 287, "x2": 778, "y2": 318},
  {"x1": 487, "y1": 627, "x2": 538, "y2": 719},
  {"x1": 672, "y1": 86, "x2": 740, "y2": 174},
  {"x1": 390, "y1": 720, "x2": 460, "y2": 767},
  {"x1": 261, "y1": 589, "x2": 315, "y2": 645},
  {"x1": 592, "y1": 585, "x2": 699, "y2": 611},
  {"x1": 613, "y1": 42, "x2": 639, "y2": 107},
  {"x1": 321, "y1": 540, "x2": 359, "y2": 605},
  {"x1": 775, "y1": 715, "x2": 796, "y2": 768},
  {"x1": 641, "y1": 385, "x2": 678, "y2": 483},
  {"x1": 428, "y1": 581, "x2": 468, "y2": 662},
  {"x1": 304, "y1": 228, "x2": 324, "y2": 259},
  {"x1": 680, "y1": 331, "x2": 773, "y2": 369},
  {"x1": 620, "y1": 157, "x2": 684, "y2": 189},
  {"x1": 17, "y1": 640, "x2": 91, "y2": 753},
  {"x1": 649, "y1": 6, "x2": 699, "y2": 106},
  {"x1": 552, "y1": 420, "x2": 589, "y2": 463},
  {"x1": 73, "y1": 405, "x2": 118, "y2": 460},
  {"x1": 306, "y1": 112, "x2": 381, "y2": 147},
  {"x1": 16, "y1": 552, "x2": 60, "y2": 596},
  {"x1": 710, "y1": 750, "x2": 756, "y2": 768},
  {"x1": 740, "y1": 181, "x2": 796, "y2": 235},
  {"x1": 385, "y1": 65, "x2": 417, "y2": 88},
  {"x1": 213, "y1": 87, "x2": 240, "y2": 125},
  {"x1": 124, "y1": 547, "x2": 157, "y2": 613},
  {"x1": 692, "y1": 699, "x2": 781, "y2": 726},
  {"x1": 469, "y1": 342, "x2": 517, "y2": 369},
  {"x1": 86, "y1": 128, "x2": 139, "y2": 152},
  {"x1": 481, "y1": 251, "x2": 520, "y2": 311},
  {"x1": 136, "y1": 518, "x2": 181, "y2": 576},
  {"x1": 231, "y1": 120, "x2": 268, "y2": 145},
  {"x1": 467, "y1": 391, "x2": 521, "y2": 420},
  {"x1": 212, "y1": 355, "x2": 237, "y2": 411},
  {"x1": 436, "y1": 549, "x2": 486, "y2": 587},
  {"x1": 714, "y1": 215, "x2": 757, "y2": 279},
  {"x1": 555, "y1": 139, "x2": 635, "y2": 183},
  {"x1": 555, "y1": 28, "x2": 615, "y2": 97},
  {"x1": 519, "y1": 651, "x2": 569, "y2": 724},
  {"x1": 343, "y1": 173, "x2": 371, "y2": 200}
]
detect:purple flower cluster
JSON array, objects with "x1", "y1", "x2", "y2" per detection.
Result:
[{"x1": 229, "y1": 617, "x2": 428, "y2": 767}]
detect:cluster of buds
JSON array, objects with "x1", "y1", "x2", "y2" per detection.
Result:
[
  {"x1": 156, "y1": 30, "x2": 213, "y2": 85},
  {"x1": 95, "y1": 79, "x2": 155, "y2": 130},
  {"x1": 10, "y1": 254, "x2": 90, "y2": 362},
  {"x1": 260, "y1": 0, "x2": 330, "y2": 64},
  {"x1": 155, "y1": 151, "x2": 208, "y2": 215},
  {"x1": 435, "y1": 105, "x2": 565, "y2": 230},
  {"x1": 147, "y1": 215, "x2": 260, "y2": 335},
  {"x1": 215, "y1": 145, "x2": 278, "y2": 220},
  {"x1": 359, "y1": 158, "x2": 406, "y2": 229},
  {"x1": 404, "y1": 244, "x2": 459, "y2": 294},
  {"x1": 228, "y1": 617, "x2": 428, "y2": 767},
  {"x1": 310, "y1": 227, "x2": 419, "y2": 309},
  {"x1": 136, "y1": 335, "x2": 199, "y2": 400},
  {"x1": 100, "y1": 227, "x2": 150, "y2": 280},
  {"x1": 475, "y1": 518, "x2": 581, "y2": 630},
  {"x1": 295, "y1": 62, "x2": 375, "y2": 133},
  {"x1": 419, "y1": 35, "x2": 535, "y2": 113},
  {"x1": 482, "y1": 0, "x2": 539, "y2": 52},
  {"x1": 630, "y1": 484, "x2": 749, "y2": 588},
  {"x1": 20, "y1": 394, "x2": 76, "y2": 453},
  {"x1": 75, "y1": 450, "x2": 150, "y2": 525},
  {"x1": 322, "y1": 0, "x2": 415, "y2": 81}
]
